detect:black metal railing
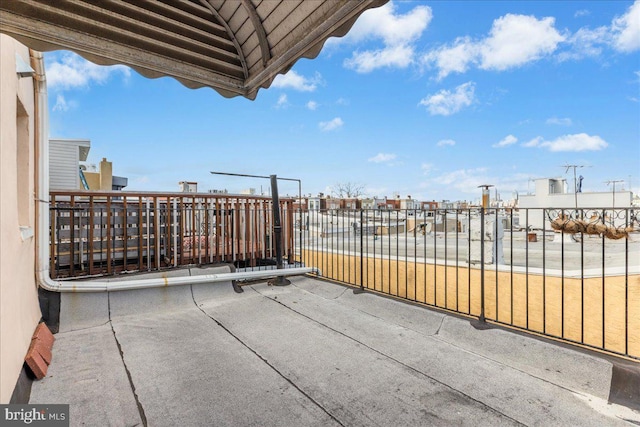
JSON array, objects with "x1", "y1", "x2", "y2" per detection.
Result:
[
  {"x1": 49, "y1": 196, "x2": 639, "y2": 359},
  {"x1": 300, "y1": 207, "x2": 639, "y2": 360}
]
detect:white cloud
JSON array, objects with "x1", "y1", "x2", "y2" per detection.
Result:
[
  {"x1": 272, "y1": 71, "x2": 322, "y2": 92},
  {"x1": 523, "y1": 133, "x2": 608, "y2": 151},
  {"x1": 306, "y1": 101, "x2": 318, "y2": 110},
  {"x1": 52, "y1": 94, "x2": 71, "y2": 112},
  {"x1": 418, "y1": 82, "x2": 475, "y2": 116},
  {"x1": 46, "y1": 52, "x2": 130, "y2": 90},
  {"x1": 275, "y1": 94, "x2": 289, "y2": 108},
  {"x1": 492, "y1": 134, "x2": 518, "y2": 148},
  {"x1": 431, "y1": 167, "x2": 490, "y2": 194},
  {"x1": 319, "y1": 117, "x2": 344, "y2": 131},
  {"x1": 611, "y1": 0, "x2": 640, "y2": 52},
  {"x1": 422, "y1": 3, "x2": 638, "y2": 78},
  {"x1": 436, "y1": 139, "x2": 456, "y2": 147},
  {"x1": 546, "y1": 117, "x2": 573, "y2": 126},
  {"x1": 345, "y1": 45, "x2": 415, "y2": 73},
  {"x1": 421, "y1": 163, "x2": 434, "y2": 174},
  {"x1": 561, "y1": 1, "x2": 639, "y2": 60},
  {"x1": 479, "y1": 14, "x2": 565, "y2": 71},
  {"x1": 522, "y1": 136, "x2": 544, "y2": 147},
  {"x1": 559, "y1": 26, "x2": 610, "y2": 61},
  {"x1": 368, "y1": 153, "x2": 397, "y2": 163},
  {"x1": 575, "y1": 9, "x2": 590, "y2": 18},
  {"x1": 426, "y1": 168, "x2": 531, "y2": 195},
  {"x1": 422, "y1": 14, "x2": 564, "y2": 79},
  {"x1": 422, "y1": 37, "x2": 478, "y2": 80},
  {"x1": 341, "y1": 2, "x2": 432, "y2": 46},
  {"x1": 341, "y1": 2, "x2": 432, "y2": 73}
]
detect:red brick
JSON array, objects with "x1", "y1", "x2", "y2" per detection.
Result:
[
  {"x1": 32, "y1": 339, "x2": 52, "y2": 365},
  {"x1": 33, "y1": 323, "x2": 55, "y2": 348},
  {"x1": 25, "y1": 347, "x2": 48, "y2": 379}
]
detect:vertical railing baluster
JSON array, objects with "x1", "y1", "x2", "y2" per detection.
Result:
[
  {"x1": 173, "y1": 198, "x2": 178, "y2": 268},
  {"x1": 601, "y1": 208, "x2": 606, "y2": 350},
  {"x1": 510, "y1": 208, "x2": 514, "y2": 325},
  {"x1": 581, "y1": 208, "x2": 585, "y2": 345},
  {"x1": 444, "y1": 209, "x2": 448, "y2": 309},
  {"x1": 479, "y1": 207, "x2": 485, "y2": 322},
  {"x1": 625, "y1": 208, "x2": 629, "y2": 356},
  {"x1": 49, "y1": 195, "x2": 56, "y2": 278},
  {"x1": 467, "y1": 209, "x2": 471, "y2": 314},
  {"x1": 495, "y1": 208, "x2": 498, "y2": 322},
  {"x1": 106, "y1": 196, "x2": 112, "y2": 275},
  {"x1": 542, "y1": 209, "x2": 546, "y2": 334},
  {"x1": 455, "y1": 209, "x2": 459, "y2": 311},
  {"x1": 526, "y1": 208, "x2": 530, "y2": 330},
  {"x1": 123, "y1": 197, "x2": 128, "y2": 272},
  {"x1": 434, "y1": 209, "x2": 438, "y2": 306},
  {"x1": 359, "y1": 210, "x2": 364, "y2": 290},
  {"x1": 70, "y1": 195, "x2": 76, "y2": 277}
]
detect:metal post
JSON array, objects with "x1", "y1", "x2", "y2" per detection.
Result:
[
  {"x1": 210, "y1": 171, "x2": 301, "y2": 285},
  {"x1": 298, "y1": 180, "x2": 302, "y2": 268},
  {"x1": 354, "y1": 209, "x2": 365, "y2": 293},
  {"x1": 479, "y1": 207, "x2": 486, "y2": 322},
  {"x1": 476, "y1": 185, "x2": 493, "y2": 323},
  {"x1": 269, "y1": 174, "x2": 290, "y2": 286}
]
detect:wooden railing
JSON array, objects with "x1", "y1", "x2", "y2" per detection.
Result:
[{"x1": 49, "y1": 191, "x2": 296, "y2": 278}]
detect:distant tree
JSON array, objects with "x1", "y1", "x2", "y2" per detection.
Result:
[{"x1": 333, "y1": 182, "x2": 365, "y2": 198}]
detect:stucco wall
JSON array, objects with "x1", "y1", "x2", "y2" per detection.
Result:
[{"x1": 0, "y1": 35, "x2": 43, "y2": 403}]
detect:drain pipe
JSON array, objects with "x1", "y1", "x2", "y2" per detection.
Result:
[{"x1": 31, "y1": 51, "x2": 316, "y2": 293}]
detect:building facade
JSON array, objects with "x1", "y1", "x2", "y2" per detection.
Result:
[{"x1": 0, "y1": 35, "x2": 43, "y2": 403}]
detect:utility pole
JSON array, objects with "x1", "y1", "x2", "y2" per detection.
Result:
[{"x1": 605, "y1": 180, "x2": 624, "y2": 207}]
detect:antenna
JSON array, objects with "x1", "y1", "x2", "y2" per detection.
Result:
[
  {"x1": 561, "y1": 164, "x2": 588, "y2": 208},
  {"x1": 605, "y1": 179, "x2": 624, "y2": 208}
]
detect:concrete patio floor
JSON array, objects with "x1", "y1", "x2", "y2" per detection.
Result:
[{"x1": 30, "y1": 267, "x2": 639, "y2": 426}]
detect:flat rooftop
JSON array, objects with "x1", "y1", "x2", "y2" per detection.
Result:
[{"x1": 30, "y1": 267, "x2": 639, "y2": 426}]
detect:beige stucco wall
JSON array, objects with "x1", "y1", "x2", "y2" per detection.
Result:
[
  {"x1": 83, "y1": 171, "x2": 100, "y2": 190},
  {"x1": 83, "y1": 158, "x2": 112, "y2": 190},
  {"x1": 0, "y1": 35, "x2": 43, "y2": 403}
]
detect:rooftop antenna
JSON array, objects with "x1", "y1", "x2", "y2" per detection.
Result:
[
  {"x1": 605, "y1": 180, "x2": 624, "y2": 208},
  {"x1": 527, "y1": 177, "x2": 535, "y2": 195},
  {"x1": 562, "y1": 164, "x2": 586, "y2": 209}
]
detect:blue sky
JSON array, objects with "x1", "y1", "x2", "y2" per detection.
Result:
[{"x1": 45, "y1": 1, "x2": 639, "y2": 202}]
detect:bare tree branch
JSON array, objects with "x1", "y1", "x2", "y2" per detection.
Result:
[{"x1": 333, "y1": 182, "x2": 365, "y2": 198}]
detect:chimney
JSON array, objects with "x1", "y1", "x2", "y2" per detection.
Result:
[{"x1": 99, "y1": 158, "x2": 113, "y2": 191}]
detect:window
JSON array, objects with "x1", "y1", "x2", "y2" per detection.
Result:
[{"x1": 16, "y1": 99, "x2": 30, "y2": 226}]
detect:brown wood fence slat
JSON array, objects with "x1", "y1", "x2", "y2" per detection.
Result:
[{"x1": 50, "y1": 191, "x2": 295, "y2": 278}]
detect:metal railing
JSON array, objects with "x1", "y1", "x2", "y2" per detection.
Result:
[
  {"x1": 49, "y1": 191, "x2": 297, "y2": 278},
  {"x1": 49, "y1": 196, "x2": 639, "y2": 359},
  {"x1": 300, "y1": 207, "x2": 639, "y2": 360}
]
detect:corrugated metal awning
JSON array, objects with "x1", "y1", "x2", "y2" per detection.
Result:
[{"x1": 0, "y1": 0, "x2": 387, "y2": 99}]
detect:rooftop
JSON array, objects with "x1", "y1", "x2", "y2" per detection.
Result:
[{"x1": 30, "y1": 266, "x2": 639, "y2": 426}]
